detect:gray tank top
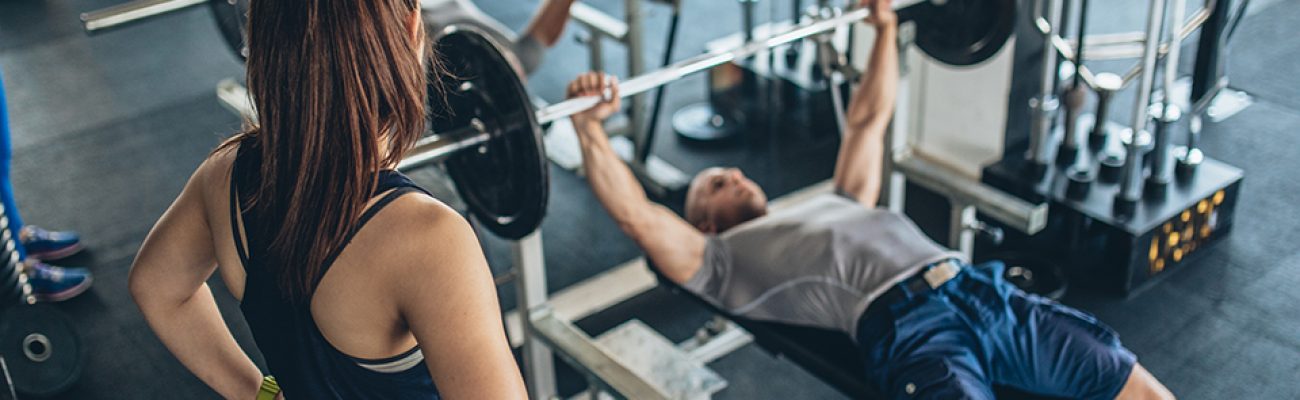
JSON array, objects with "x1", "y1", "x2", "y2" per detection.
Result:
[{"x1": 683, "y1": 193, "x2": 963, "y2": 338}]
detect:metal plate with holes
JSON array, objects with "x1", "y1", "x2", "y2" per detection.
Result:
[
  {"x1": 0, "y1": 304, "x2": 83, "y2": 397},
  {"x1": 431, "y1": 26, "x2": 548, "y2": 239},
  {"x1": 904, "y1": 0, "x2": 1017, "y2": 66},
  {"x1": 208, "y1": 0, "x2": 250, "y2": 60}
]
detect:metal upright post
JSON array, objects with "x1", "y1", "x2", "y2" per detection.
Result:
[
  {"x1": 1115, "y1": 0, "x2": 1167, "y2": 214},
  {"x1": 884, "y1": 30, "x2": 912, "y2": 214},
  {"x1": 1057, "y1": 0, "x2": 1091, "y2": 166},
  {"x1": 1026, "y1": 0, "x2": 1063, "y2": 176},
  {"x1": 950, "y1": 203, "x2": 978, "y2": 260},
  {"x1": 514, "y1": 232, "x2": 556, "y2": 399},
  {"x1": 626, "y1": 0, "x2": 648, "y2": 166},
  {"x1": 1146, "y1": 0, "x2": 1186, "y2": 195}
]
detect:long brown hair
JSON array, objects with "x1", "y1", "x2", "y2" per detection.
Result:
[{"x1": 219, "y1": 0, "x2": 430, "y2": 302}]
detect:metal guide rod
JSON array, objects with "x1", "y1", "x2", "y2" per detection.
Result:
[
  {"x1": 533, "y1": 0, "x2": 926, "y2": 124},
  {"x1": 81, "y1": 0, "x2": 206, "y2": 33},
  {"x1": 1026, "y1": 0, "x2": 1063, "y2": 167},
  {"x1": 1149, "y1": 0, "x2": 1187, "y2": 186},
  {"x1": 1119, "y1": 0, "x2": 1166, "y2": 203}
]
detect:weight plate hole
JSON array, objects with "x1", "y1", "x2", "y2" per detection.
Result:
[{"x1": 23, "y1": 333, "x2": 51, "y2": 363}]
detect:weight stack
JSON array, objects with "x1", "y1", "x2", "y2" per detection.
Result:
[
  {"x1": 0, "y1": 206, "x2": 31, "y2": 306},
  {"x1": 980, "y1": 135, "x2": 1244, "y2": 296}
]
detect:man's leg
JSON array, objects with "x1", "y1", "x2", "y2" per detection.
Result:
[
  {"x1": 857, "y1": 287, "x2": 996, "y2": 400},
  {"x1": 512, "y1": 0, "x2": 576, "y2": 75},
  {"x1": 520, "y1": 0, "x2": 576, "y2": 48},
  {"x1": 962, "y1": 260, "x2": 1172, "y2": 400},
  {"x1": 1116, "y1": 364, "x2": 1175, "y2": 400}
]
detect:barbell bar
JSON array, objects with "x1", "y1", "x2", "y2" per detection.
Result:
[
  {"x1": 110, "y1": 0, "x2": 1015, "y2": 239},
  {"x1": 400, "y1": 0, "x2": 944, "y2": 172}
]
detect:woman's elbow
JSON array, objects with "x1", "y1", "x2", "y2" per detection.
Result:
[{"x1": 126, "y1": 261, "x2": 163, "y2": 312}]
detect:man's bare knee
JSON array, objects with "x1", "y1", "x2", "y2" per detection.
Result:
[{"x1": 1115, "y1": 364, "x2": 1175, "y2": 400}]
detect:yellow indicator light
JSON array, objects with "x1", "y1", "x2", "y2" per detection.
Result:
[
  {"x1": 1150, "y1": 238, "x2": 1160, "y2": 262},
  {"x1": 1163, "y1": 222, "x2": 1173, "y2": 234},
  {"x1": 1168, "y1": 232, "x2": 1181, "y2": 247},
  {"x1": 1153, "y1": 258, "x2": 1166, "y2": 273},
  {"x1": 1197, "y1": 200, "x2": 1209, "y2": 214},
  {"x1": 1213, "y1": 190, "x2": 1225, "y2": 205},
  {"x1": 1181, "y1": 210, "x2": 1192, "y2": 222},
  {"x1": 1201, "y1": 225, "x2": 1212, "y2": 239},
  {"x1": 1173, "y1": 248, "x2": 1184, "y2": 262},
  {"x1": 1184, "y1": 227, "x2": 1194, "y2": 243}
]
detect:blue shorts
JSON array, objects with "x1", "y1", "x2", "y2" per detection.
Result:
[{"x1": 855, "y1": 261, "x2": 1136, "y2": 400}]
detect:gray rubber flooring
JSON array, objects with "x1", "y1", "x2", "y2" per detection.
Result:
[{"x1": 0, "y1": 0, "x2": 1296, "y2": 398}]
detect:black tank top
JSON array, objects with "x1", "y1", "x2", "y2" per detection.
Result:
[{"x1": 229, "y1": 143, "x2": 441, "y2": 399}]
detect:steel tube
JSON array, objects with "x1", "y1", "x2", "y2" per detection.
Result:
[
  {"x1": 1026, "y1": 0, "x2": 1063, "y2": 168},
  {"x1": 1149, "y1": 0, "x2": 1186, "y2": 187},
  {"x1": 895, "y1": 155, "x2": 1049, "y2": 236},
  {"x1": 1118, "y1": 0, "x2": 1167, "y2": 204},
  {"x1": 80, "y1": 0, "x2": 206, "y2": 33},
  {"x1": 396, "y1": 121, "x2": 492, "y2": 171}
]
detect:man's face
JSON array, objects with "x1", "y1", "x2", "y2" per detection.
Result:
[{"x1": 686, "y1": 167, "x2": 768, "y2": 233}]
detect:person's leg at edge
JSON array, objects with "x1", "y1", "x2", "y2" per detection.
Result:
[
  {"x1": 0, "y1": 68, "x2": 92, "y2": 302},
  {"x1": 521, "y1": 0, "x2": 577, "y2": 48},
  {"x1": 0, "y1": 68, "x2": 26, "y2": 260},
  {"x1": 1115, "y1": 364, "x2": 1175, "y2": 400},
  {"x1": 512, "y1": 0, "x2": 576, "y2": 76}
]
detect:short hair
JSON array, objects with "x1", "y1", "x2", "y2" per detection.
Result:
[{"x1": 684, "y1": 172, "x2": 711, "y2": 229}]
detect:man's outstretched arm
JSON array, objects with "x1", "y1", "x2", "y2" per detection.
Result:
[
  {"x1": 568, "y1": 73, "x2": 707, "y2": 284},
  {"x1": 834, "y1": 0, "x2": 898, "y2": 208}
]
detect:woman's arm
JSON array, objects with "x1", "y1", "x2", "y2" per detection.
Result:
[
  {"x1": 129, "y1": 156, "x2": 263, "y2": 400},
  {"x1": 393, "y1": 198, "x2": 527, "y2": 399}
]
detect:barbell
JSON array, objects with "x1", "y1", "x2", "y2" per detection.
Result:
[{"x1": 82, "y1": 0, "x2": 1016, "y2": 239}]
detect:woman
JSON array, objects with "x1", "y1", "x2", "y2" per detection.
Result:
[{"x1": 129, "y1": 1, "x2": 526, "y2": 398}]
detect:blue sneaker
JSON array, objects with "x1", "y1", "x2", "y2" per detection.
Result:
[
  {"x1": 20, "y1": 226, "x2": 83, "y2": 261},
  {"x1": 25, "y1": 261, "x2": 92, "y2": 302}
]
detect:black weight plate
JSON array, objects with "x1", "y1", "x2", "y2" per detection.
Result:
[
  {"x1": 208, "y1": 0, "x2": 250, "y2": 61},
  {"x1": 990, "y1": 251, "x2": 1067, "y2": 300},
  {"x1": 910, "y1": 0, "x2": 1017, "y2": 66},
  {"x1": 431, "y1": 26, "x2": 548, "y2": 240},
  {"x1": 0, "y1": 304, "x2": 83, "y2": 398}
]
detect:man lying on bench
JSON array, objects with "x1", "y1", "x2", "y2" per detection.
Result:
[{"x1": 564, "y1": 1, "x2": 1175, "y2": 398}]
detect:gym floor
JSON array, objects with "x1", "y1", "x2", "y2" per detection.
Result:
[{"x1": 0, "y1": 0, "x2": 1297, "y2": 398}]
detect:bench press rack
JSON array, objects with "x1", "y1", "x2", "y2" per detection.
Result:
[{"x1": 511, "y1": 28, "x2": 1048, "y2": 400}]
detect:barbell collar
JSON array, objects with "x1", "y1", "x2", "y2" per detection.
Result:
[
  {"x1": 534, "y1": 0, "x2": 929, "y2": 125},
  {"x1": 80, "y1": 0, "x2": 207, "y2": 33}
]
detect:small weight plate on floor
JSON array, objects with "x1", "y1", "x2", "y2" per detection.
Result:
[
  {"x1": 0, "y1": 304, "x2": 83, "y2": 397},
  {"x1": 906, "y1": 0, "x2": 1017, "y2": 66},
  {"x1": 991, "y1": 251, "x2": 1067, "y2": 300},
  {"x1": 209, "y1": 0, "x2": 251, "y2": 61},
  {"x1": 432, "y1": 26, "x2": 548, "y2": 240}
]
